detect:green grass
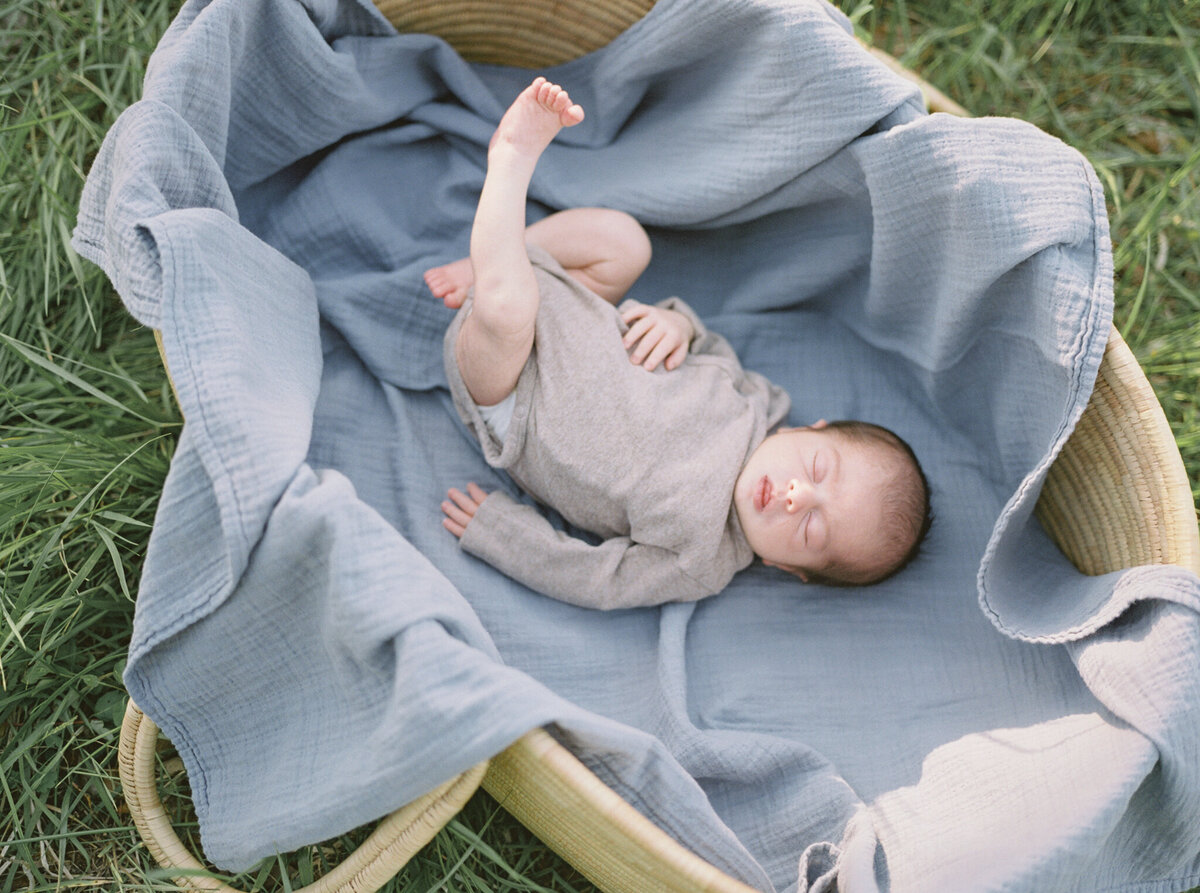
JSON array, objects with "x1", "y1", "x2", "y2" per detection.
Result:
[{"x1": 2, "y1": 0, "x2": 1197, "y2": 891}]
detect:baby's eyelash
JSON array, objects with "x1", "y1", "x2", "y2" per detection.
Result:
[{"x1": 812, "y1": 450, "x2": 828, "y2": 483}]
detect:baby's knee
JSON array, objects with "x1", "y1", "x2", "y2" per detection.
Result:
[
  {"x1": 600, "y1": 209, "x2": 652, "y2": 274},
  {"x1": 468, "y1": 280, "x2": 540, "y2": 339}
]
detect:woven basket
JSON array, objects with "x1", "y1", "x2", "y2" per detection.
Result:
[{"x1": 119, "y1": 2, "x2": 1200, "y2": 891}]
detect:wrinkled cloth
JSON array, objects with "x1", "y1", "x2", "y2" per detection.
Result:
[
  {"x1": 73, "y1": 0, "x2": 1200, "y2": 890},
  {"x1": 446, "y1": 246, "x2": 790, "y2": 607}
]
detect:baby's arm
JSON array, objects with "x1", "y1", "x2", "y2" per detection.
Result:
[
  {"x1": 441, "y1": 485, "x2": 715, "y2": 608},
  {"x1": 528, "y1": 210, "x2": 697, "y2": 371}
]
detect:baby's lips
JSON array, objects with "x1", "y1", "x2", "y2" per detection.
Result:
[{"x1": 754, "y1": 475, "x2": 772, "y2": 512}]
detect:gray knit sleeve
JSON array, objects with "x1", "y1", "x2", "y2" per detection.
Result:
[{"x1": 458, "y1": 492, "x2": 717, "y2": 609}]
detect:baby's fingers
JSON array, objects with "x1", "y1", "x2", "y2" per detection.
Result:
[
  {"x1": 621, "y1": 313, "x2": 656, "y2": 348},
  {"x1": 665, "y1": 341, "x2": 688, "y2": 370},
  {"x1": 642, "y1": 334, "x2": 683, "y2": 372},
  {"x1": 441, "y1": 484, "x2": 487, "y2": 538},
  {"x1": 620, "y1": 302, "x2": 650, "y2": 322},
  {"x1": 628, "y1": 326, "x2": 666, "y2": 367}
]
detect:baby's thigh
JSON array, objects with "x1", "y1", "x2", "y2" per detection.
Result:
[{"x1": 453, "y1": 305, "x2": 534, "y2": 407}]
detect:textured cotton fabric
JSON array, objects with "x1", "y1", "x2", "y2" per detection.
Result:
[
  {"x1": 73, "y1": 0, "x2": 1200, "y2": 890},
  {"x1": 447, "y1": 246, "x2": 790, "y2": 607}
]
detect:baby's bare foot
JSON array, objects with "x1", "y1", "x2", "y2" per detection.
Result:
[
  {"x1": 488, "y1": 77, "x2": 585, "y2": 160},
  {"x1": 424, "y1": 257, "x2": 474, "y2": 308}
]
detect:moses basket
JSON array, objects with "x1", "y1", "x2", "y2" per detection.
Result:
[{"x1": 118, "y1": 1, "x2": 1200, "y2": 891}]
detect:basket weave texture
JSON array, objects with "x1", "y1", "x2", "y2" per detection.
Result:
[{"x1": 121, "y1": 1, "x2": 1200, "y2": 892}]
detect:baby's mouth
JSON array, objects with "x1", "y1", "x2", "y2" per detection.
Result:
[{"x1": 754, "y1": 475, "x2": 772, "y2": 512}]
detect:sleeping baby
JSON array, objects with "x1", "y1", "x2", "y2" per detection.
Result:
[{"x1": 428, "y1": 77, "x2": 932, "y2": 608}]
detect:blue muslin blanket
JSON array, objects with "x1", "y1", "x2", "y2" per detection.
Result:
[{"x1": 74, "y1": 0, "x2": 1200, "y2": 890}]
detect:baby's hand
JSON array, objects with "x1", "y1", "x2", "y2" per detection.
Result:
[
  {"x1": 620, "y1": 302, "x2": 695, "y2": 372},
  {"x1": 441, "y1": 483, "x2": 489, "y2": 538}
]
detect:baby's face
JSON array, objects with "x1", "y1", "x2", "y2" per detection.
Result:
[{"x1": 733, "y1": 424, "x2": 892, "y2": 582}]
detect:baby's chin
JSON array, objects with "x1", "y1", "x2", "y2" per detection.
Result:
[{"x1": 730, "y1": 471, "x2": 758, "y2": 531}]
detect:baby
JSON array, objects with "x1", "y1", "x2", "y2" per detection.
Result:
[{"x1": 429, "y1": 78, "x2": 932, "y2": 608}]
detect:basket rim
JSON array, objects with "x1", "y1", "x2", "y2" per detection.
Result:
[{"x1": 119, "y1": 700, "x2": 488, "y2": 893}]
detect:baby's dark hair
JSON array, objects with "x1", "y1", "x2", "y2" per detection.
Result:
[{"x1": 806, "y1": 420, "x2": 933, "y2": 586}]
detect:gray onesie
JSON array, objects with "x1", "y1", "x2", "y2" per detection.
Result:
[{"x1": 445, "y1": 245, "x2": 790, "y2": 608}]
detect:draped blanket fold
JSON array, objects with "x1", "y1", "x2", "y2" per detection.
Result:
[{"x1": 74, "y1": 0, "x2": 1200, "y2": 890}]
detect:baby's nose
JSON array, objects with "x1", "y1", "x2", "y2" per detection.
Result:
[{"x1": 785, "y1": 478, "x2": 812, "y2": 513}]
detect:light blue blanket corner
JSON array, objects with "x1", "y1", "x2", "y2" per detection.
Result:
[{"x1": 73, "y1": 0, "x2": 1200, "y2": 890}]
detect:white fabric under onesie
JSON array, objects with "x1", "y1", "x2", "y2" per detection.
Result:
[{"x1": 477, "y1": 391, "x2": 516, "y2": 442}]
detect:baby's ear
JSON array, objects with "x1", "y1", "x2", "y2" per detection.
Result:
[
  {"x1": 763, "y1": 558, "x2": 810, "y2": 583},
  {"x1": 780, "y1": 419, "x2": 827, "y2": 433}
]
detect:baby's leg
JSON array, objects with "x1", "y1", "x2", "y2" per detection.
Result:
[
  {"x1": 453, "y1": 78, "x2": 584, "y2": 407},
  {"x1": 524, "y1": 208, "x2": 651, "y2": 304},
  {"x1": 426, "y1": 208, "x2": 652, "y2": 309}
]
